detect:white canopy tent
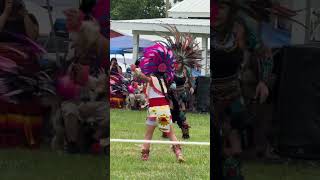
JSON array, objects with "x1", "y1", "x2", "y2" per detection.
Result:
[
  {"x1": 168, "y1": 0, "x2": 210, "y2": 18},
  {"x1": 111, "y1": 0, "x2": 210, "y2": 76},
  {"x1": 25, "y1": 0, "x2": 79, "y2": 36},
  {"x1": 24, "y1": 0, "x2": 80, "y2": 65},
  {"x1": 24, "y1": 1, "x2": 51, "y2": 36}
]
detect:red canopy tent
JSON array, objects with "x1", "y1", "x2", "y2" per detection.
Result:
[{"x1": 110, "y1": 30, "x2": 124, "y2": 38}]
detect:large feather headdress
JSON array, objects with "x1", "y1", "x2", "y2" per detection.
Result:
[
  {"x1": 161, "y1": 26, "x2": 202, "y2": 68},
  {"x1": 139, "y1": 42, "x2": 175, "y2": 82},
  {"x1": 218, "y1": 0, "x2": 306, "y2": 28}
]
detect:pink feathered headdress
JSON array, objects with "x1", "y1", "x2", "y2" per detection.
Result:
[{"x1": 139, "y1": 42, "x2": 175, "y2": 82}]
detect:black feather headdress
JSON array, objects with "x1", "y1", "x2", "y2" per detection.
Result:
[
  {"x1": 159, "y1": 25, "x2": 202, "y2": 69},
  {"x1": 218, "y1": 0, "x2": 306, "y2": 28}
]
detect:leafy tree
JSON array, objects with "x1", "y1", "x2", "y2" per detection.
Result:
[{"x1": 111, "y1": 0, "x2": 166, "y2": 20}]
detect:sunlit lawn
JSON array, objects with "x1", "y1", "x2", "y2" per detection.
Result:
[{"x1": 110, "y1": 109, "x2": 210, "y2": 179}]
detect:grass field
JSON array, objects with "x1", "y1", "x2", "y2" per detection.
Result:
[
  {"x1": 243, "y1": 160, "x2": 320, "y2": 180},
  {"x1": 0, "y1": 147, "x2": 107, "y2": 180},
  {"x1": 1, "y1": 109, "x2": 319, "y2": 180},
  {"x1": 110, "y1": 109, "x2": 211, "y2": 179}
]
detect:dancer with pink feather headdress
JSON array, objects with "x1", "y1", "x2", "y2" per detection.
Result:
[
  {"x1": 131, "y1": 41, "x2": 185, "y2": 162},
  {"x1": 131, "y1": 25, "x2": 202, "y2": 162}
]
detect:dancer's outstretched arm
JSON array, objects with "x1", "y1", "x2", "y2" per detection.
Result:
[{"x1": 130, "y1": 64, "x2": 151, "y2": 83}]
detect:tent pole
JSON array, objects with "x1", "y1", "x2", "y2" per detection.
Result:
[
  {"x1": 132, "y1": 31, "x2": 140, "y2": 62},
  {"x1": 123, "y1": 54, "x2": 127, "y2": 69},
  {"x1": 201, "y1": 36, "x2": 208, "y2": 76},
  {"x1": 46, "y1": 0, "x2": 60, "y2": 67}
]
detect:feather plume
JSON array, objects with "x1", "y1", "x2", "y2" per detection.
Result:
[
  {"x1": 139, "y1": 42, "x2": 175, "y2": 82},
  {"x1": 220, "y1": 0, "x2": 307, "y2": 29},
  {"x1": 160, "y1": 25, "x2": 202, "y2": 68}
]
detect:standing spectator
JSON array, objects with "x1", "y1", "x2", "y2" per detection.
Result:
[
  {"x1": 127, "y1": 81, "x2": 146, "y2": 110},
  {"x1": 189, "y1": 67, "x2": 200, "y2": 112}
]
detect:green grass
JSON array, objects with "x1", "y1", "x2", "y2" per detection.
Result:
[
  {"x1": 110, "y1": 109, "x2": 210, "y2": 179},
  {"x1": 0, "y1": 148, "x2": 107, "y2": 180},
  {"x1": 244, "y1": 160, "x2": 320, "y2": 180},
  {"x1": 1, "y1": 109, "x2": 320, "y2": 180}
]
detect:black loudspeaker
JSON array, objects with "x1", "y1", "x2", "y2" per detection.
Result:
[
  {"x1": 275, "y1": 44, "x2": 320, "y2": 159},
  {"x1": 195, "y1": 76, "x2": 210, "y2": 112}
]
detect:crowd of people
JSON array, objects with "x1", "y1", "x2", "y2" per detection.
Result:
[
  {"x1": 0, "y1": 0, "x2": 109, "y2": 154},
  {"x1": 1, "y1": 0, "x2": 207, "y2": 157},
  {"x1": 54, "y1": 1, "x2": 109, "y2": 154},
  {"x1": 0, "y1": 0, "x2": 48, "y2": 147},
  {"x1": 110, "y1": 57, "x2": 199, "y2": 112}
]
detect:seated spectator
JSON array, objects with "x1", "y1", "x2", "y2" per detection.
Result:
[
  {"x1": 0, "y1": 0, "x2": 39, "y2": 40},
  {"x1": 64, "y1": 0, "x2": 108, "y2": 37},
  {"x1": 52, "y1": 1, "x2": 109, "y2": 153},
  {"x1": 110, "y1": 58, "x2": 122, "y2": 75},
  {"x1": 124, "y1": 67, "x2": 132, "y2": 79},
  {"x1": 64, "y1": 2, "x2": 108, "y2": 72},
  {"x1": 127, "y1": 81, "x2": 146, "y2": 110},
  {"x1": 0, "y1": 0, "x2": 46, "y2": 148},
  {"x1": 60, "y1": 71, "x2": 108, "y2": 153}
]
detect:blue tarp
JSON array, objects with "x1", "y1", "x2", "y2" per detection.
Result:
[
  {"x1": 110, "y1": 48, "x2": 126, "y2": 55},
  {"x1": 110, "y1": 36, "x2": 155, "y2": 55},
  {"x1": 192, "y1": 69, "x2": 201, "y2": 77},
  {"x1": 261, "y1": 22, "x2": 291, "y2": 48},
  {"x1": 241, "y1": 15, "x2": 291, "y2": 48}
]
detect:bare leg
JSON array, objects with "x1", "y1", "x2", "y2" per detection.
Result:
[
  {"x1": 142, "y1": 125, "x2": 156, "y2": 150},
  {"x1": 141, "y1": 125, "x2": 156, "y2": 161},
  {"x1": 168, "y1": 125, "x2": 179, "y2": 142},
  {"x1": 168, "y1": 125, "x2": 185, "y2": 162},
  {"x1": 181, "y1": 102, "x2": 186, "y2": 112}
]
